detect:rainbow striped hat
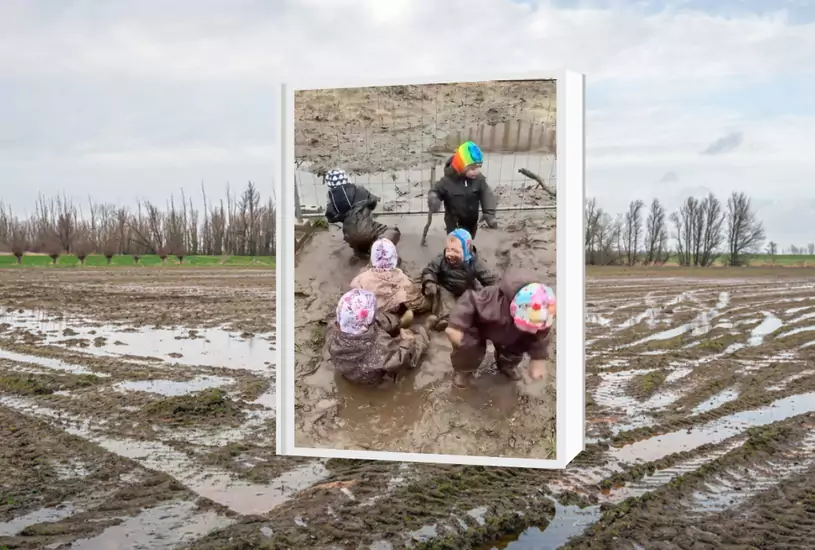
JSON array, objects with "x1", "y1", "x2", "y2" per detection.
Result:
[{"x1": 451, "y1": 141, "x2": 484, "y2": 174}]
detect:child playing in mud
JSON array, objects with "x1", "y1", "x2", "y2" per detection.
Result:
[
  {"x1": 323, "y1": 168, "x2": 401, "y2": 260},
  {"x1": 420, "y1": 228, "x2": 498, "y2": 332},
  {"x1": 444, "y1": 268, "x2": 556, "y2": 388},
  {"x1": 349, "y1": 238, "x2": 428, "y2": 328},
  {"x1": 427, "y1": 141, "x2": 498, "y2": 238},
  {"x1": 327, "y1": 288, "x2": 430, "y2": 386}
]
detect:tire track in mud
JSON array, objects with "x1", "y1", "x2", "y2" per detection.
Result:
[{"x1": 5, "y1": 269, "x2": 815, "y2": 549}]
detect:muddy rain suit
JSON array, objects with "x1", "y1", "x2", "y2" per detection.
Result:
[
  {"x1": 327, "y1": 310, "x2": 430, "y2": 386},
  {"x1": 325, "y1": 183, "x2": 400, "y2": 256},
  {"x1": 446, "y1": 267, "x2": 551, "y2": 374},
  {"x1": 420, "y1": 246, "x2": 498, "y2": 324},
  {"x1": 427, "y1": 157, "x2": 498, "y2": 238}
]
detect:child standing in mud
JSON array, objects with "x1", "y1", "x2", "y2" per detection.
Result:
[
  {"x1": 323, "y1": 169, "x2": 401, "y2": 260},
  {"x1": 420, "y1": 228, "x2": 498, "y2": 331},
  {"x1": 326, "y1": 288, "x2": 430, "y2": 386},
  {"x1": 349, "y1": 238, "x2": 429, "y2": 328},
  {"x1": 427, "y1": 141, "x2": 498, "y2": 238},
  {"x1": 444, "y1": 268, "x2": 556, "y2": 388}
]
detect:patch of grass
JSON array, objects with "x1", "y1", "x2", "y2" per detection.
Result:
[
  {"x1": 0, "y1": 254, "x2": 275, "y2": 269},
  {"x1": 141, "y1": 388, "x2": 245, "y2": 425},
  {"x1": 627, "y1": 370, "x2": 668, "y2": 399},
  {"x1": 0, "y1": 373, "x2": 102, "y2": 396}
]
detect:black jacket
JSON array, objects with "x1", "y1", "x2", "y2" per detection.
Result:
[
  {"x1": 420, "y1": 248, "x2": 498, "y2": 298},
  {"x1": 324, "y1": 184, "x2": 390, "y2": 252},
  {"x1": 427, "y1": 157, "x2": 497, "y2": 231}
]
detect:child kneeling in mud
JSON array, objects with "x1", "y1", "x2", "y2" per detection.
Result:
[
  {"x1": 327, "y1": 288, "x2": 430, "y2": 386},
  {"x1": 444, "y1": 268, "x2": 556, "y2": 388},
  {"x1": 420, "y1": 228, "x2": 497, "y2": 331},
  {"x1": 350, "y1": 238, "x2": 429, "y2": 328},
  {"x1": 323, "y1": 169, "x2": 401, "y2": 260}
]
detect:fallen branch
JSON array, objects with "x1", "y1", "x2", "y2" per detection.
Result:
[{"x1": 518, "y1": 168, "x2": 556, "y2": 198}]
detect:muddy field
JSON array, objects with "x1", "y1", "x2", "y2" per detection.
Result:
[
  {"x1": 294, "y1": 213, "x2": 558, "y2": 458},
  {"x1": 4, "y1": 266, "x2": 815, "y2": 549}
]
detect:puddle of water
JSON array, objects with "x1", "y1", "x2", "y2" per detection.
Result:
[
  {"x1": 0, "y1": 348, "x2": 107, "y2": 377},
  {"x1": 611, "y1": 391, "x2": 815, "y2": 464},
  {"x1": 69, "y1": 500, "x2": 234, "y2": 550},
  {"x1": 603, "y1": 440, "x2": 745, "y2": 503},
  {"x1": 747, "y1": 312, "x2": 783, "y2": 346},
  {"x1": 484, "y1": 501, "x2": 601, "y2": 550},
  {"x1": 0, "y1": 503, "x2": 80, "y2": 536},
  {"x1": 408, "y1": 524, "x2": 438, "y2": 542},
  {"x1": 0, "y1": 309, "x2": 274, "y2": 372},
  {"x1": 691, "y1": 387, "x2": 740, "y2": 415},
  {"x1": 789, "y1": 311, "x2": 815, "y2": 324},
  {"x1": 716, "y1": 292, "x2": 730, "y2": 309},
  {"x1": 586, "y1": 313, "x2": 612, "y2": 326},
  {"x1": 777, "y1": 325, "x2": 815, "y2": 339},
  {"x1": 114, "y1": 376, "x2": 235, "y2": 397},
  {"x1": 688, "y1": 430, "x2": 815, "y2": 514},
  {"x1": 0, "y1": 396, "x2": 327, "y2": 515}
]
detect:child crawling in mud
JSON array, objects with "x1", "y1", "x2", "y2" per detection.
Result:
[
  {"x1": 444, "y1": 268, "x2": 556, "y2": 388},
  {"x1": 323, "y1": 168, "x2": 401, "y2": 260},
  {"x1": 326, "y1": 288, "x2": 430, "y2": 386},
  {"x1": 420, "y1": 228, "x2": 498, "y2": 332},
  {"x1": 427, "y1": 141, "x2": 498, "y2": 238},
  {"x1": 350, "y1": 238, "x2": 428, "y2": 329}
]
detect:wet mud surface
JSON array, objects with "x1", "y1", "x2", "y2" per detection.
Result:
[
  {"x1": 295, "y1": 81, "x2": 557, "y2": 175},
  {"x1": 6, "y1": 267, "x2": 815, "y2": 549},
  {"x1": 293, "y1": 213, "x2": 558, "y2": 459}
]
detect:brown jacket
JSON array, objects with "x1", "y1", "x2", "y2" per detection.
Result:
[
  {"x1": 447, "y1": 268, "x2": 551, "y2": 360},
  {"x1": 327, "y1": 310, "x2": 429, "y2": 386}
]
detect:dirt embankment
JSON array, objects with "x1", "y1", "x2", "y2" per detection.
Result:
[{"x1": 295, "y1": 80, "x2": 557, "y2": 175}]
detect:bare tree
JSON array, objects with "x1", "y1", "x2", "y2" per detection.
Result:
[
  {"x1": 726, "y1": 192, "x2": 766, "y2": 266},
  {"x1": 73, "y1": 225, "x2": 94, "y2": 266},
  {"x1": 672, "y1": 197, "x2": 699, "y2": 267},
  {"x1": 644, "y1": 198, "x2": 669, "y2": 265},
  {"x1": 808, "y1": 243, "x2": 815, "y2": 256},
  {"x1": 697, "y1": 193, "x2": 725, "y2": 267},
  {"x1": 623, "y1": 200, "x2": 645, "y2": 266}
]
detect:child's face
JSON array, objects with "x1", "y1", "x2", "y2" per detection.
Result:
[
  {"x1": 464, "y1": 165, "x2": 481, "y2": 179},
  {"x1": 444, "y1": 236, "x2": 464, "y2": 264}
]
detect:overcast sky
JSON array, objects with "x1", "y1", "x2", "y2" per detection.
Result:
[{"x1": 1, "y1": 0, "x2": 814, "y2": 246}]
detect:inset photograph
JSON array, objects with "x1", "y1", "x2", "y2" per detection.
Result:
[{"x1": 278, "y1": 72, "x2": 584, "y2": 467}]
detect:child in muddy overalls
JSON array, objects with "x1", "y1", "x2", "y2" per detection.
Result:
[
  {"x1": 350, "y1": 238, "x2": 429, "y2": 329},
  {"x1": 327, "y1": 288, "x2": 430, "y2": 386},
  {"x1": 427, "y1": 141, "x2": 498, "y2": 238},
  {"x1": 420, "y1": 228, "x2": 498, "y2": 332},
  {"x1": 323, "y1": 169, "x2": 401, "y2": 260},
  {"x1": 444, "y1": 267, "x2": 556, "y2": 388}
]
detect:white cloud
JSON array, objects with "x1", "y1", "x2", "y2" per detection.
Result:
[{"x1": 0, "y1": 0, "x2": 814, "y2": 243}]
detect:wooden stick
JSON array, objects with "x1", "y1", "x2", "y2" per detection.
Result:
[{"x1": 518, "y1": 168, "x2": 556, "y2": 197}]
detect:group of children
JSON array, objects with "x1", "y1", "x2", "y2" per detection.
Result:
[{"x1": 321, "y1": 141, "x2": 556, "y2": 388}]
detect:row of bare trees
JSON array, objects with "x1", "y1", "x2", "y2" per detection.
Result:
[
  {"x1": 0, "y1": 182, "x2": 275, "y2": 264},
  {"x1": 586, "y1": 191, "x2": 766, "y2": 267}
]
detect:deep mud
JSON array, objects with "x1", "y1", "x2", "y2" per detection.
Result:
[
  {"x1": 294, "y1": 213, "x2": 558, "y2": 459},
  {"x1": 5, "y1": 267, "x2": 815, "y2": 549}
]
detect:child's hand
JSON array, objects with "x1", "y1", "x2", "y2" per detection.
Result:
[
  {"x1": 528, "y1": 359, "x2": 547, "y2": 380},
  {"x1": 445, "y1": 327, "x2": 464, "y2": 347}
]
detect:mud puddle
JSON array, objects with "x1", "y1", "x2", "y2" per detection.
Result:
[
  {"x1": 612, "y1": 391, "x2": 815, "y2": 464},
  {"x1": 295, "y1": 213, "x2": 557, "y2": 458},
  {"x1": 69, "y1": 501, "x2": 234, "y2": 550},
  {"x1": 114, "y1": 376, "x2": 235, "y2": 397},
  {"x1": 0, "y1": 347, "x2": 106, "y2": 377},
  {"x1": 691, "y1": 387, "x2": 740, "y2": 415},
  {"x1": 1, "y1": 395, "x2": 325, "y2": 515},
  {"x1": 0, "y1": 309, "x2": 274, "y2": 372},
  {"x1": 483, "y1": 502, "x2": 601, "y2": 550},
  {"x1": 0, "y1": 503, "x2": 80, "y2": 537}
]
